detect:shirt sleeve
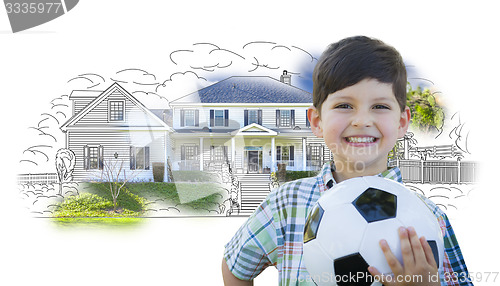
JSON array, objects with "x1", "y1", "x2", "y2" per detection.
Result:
[
  {"x1": 416, "y1": 194, "x2": 473, "y2": 286},
  {"x1": 223, "y1": 197, "x2": 279, "y2": 281}
]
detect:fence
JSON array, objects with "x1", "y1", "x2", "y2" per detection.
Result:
[
  {"x1": 388, "y1": 159, "x2": 477, "y2": 184},
  {"x1": 17, "y1": 173, "x2": 58, "y2": 185}
]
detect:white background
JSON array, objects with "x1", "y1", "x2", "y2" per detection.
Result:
[{"x1": 1, "y1": 1, "x2": 499, "y2": 285}]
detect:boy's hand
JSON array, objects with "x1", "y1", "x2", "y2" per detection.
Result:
[{"x1": 368, "y1": 226, "x2": 440, "y2": 286}]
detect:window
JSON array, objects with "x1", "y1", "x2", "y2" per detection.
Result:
[
  {"x1": 210, "y1": 109, "x2": 229, "y2": 127},
  {"x1": 214, "y1": 110, "x2": 224, "y2": 126},
  {"x1": 276, "y1": 110, "x2": 295, "y2": 127},
  {"x1": 244, "y1": 109, "x2": 262, "y2": 126},
  {"x1": 130, "y1": 146, "x2": 150, "y2": 170},
  {"x1": 109, "y1": 101, "x2": 124, "y2": 121},
  {"x1": 180, "y1": 109, "x2": 199, "y2": 127},
  {"x1": 83, "y1": 145, "x2": 103, "y2": 170},
  {"x1": 307, "y1": 144, "x2": 323, "y2": 167},
  {"x1": 210, "y1": 145, "x2": 229, "y2": 162},
  {"x1": 181, "y1": 145, "x2": 199, "y2": 161},
  {"x1": 276, "y1": 145, "x2": 294, "y2": 166}
]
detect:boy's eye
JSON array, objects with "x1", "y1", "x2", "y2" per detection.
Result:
[
  {"x1": 334, "y1": 103, "x2": 352, "y2": 109},
  {"x1": 373, "y1": 104, "x2": 390, "y2": 110}
]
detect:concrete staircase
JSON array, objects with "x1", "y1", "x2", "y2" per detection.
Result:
[{"x1": 235, "y1": 173, "x2": 271, "y2": 216}]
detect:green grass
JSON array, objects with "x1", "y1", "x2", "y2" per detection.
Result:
[{"x1": 52, "y1": 182, "x2": 226, "y2": 225}]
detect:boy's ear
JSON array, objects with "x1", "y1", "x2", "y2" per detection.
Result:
[
  {"x1": 308, "y1": 106, "x2": 323, "y2": 138},
  {"x1": 398, "y1": 106, "x2": 411, "y2": 138}
]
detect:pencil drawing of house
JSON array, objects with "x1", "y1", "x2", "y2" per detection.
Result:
[
  {"x1": 59, "y1": 71, "x2": 331, "y2": 183},
  {"x1": 60, "y1": 83, "x2": 173, "y2": 182}
]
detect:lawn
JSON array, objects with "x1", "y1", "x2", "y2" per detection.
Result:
[{"x1": 52, "y1": 182, "x2": 228, "y2": 226}]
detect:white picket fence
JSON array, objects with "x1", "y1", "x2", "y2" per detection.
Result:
[{"x1": 17, "y1": 173, "x2": 59, "y2": 185}]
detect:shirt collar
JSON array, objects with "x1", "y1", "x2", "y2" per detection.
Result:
[{"x1": 319, "y1": 161, "x2": 403, "y2": 193}]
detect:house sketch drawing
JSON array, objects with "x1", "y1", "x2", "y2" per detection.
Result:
[{"x1": 16, "y1": 42, "x2": 478, "y2": 220}]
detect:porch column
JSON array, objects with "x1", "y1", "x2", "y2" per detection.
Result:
[
  {"x1": 231, "y1": 137, "x2": 236, "y2": 168},
  {"x1": 302, "y1": 137, "x2": 307, "y2": 171},
  {"x1": 199, "y1": 137, "x2": 204, "y2": 171},
  {"x1": 271, "y1": 137, "x2": 276, "y2": 172}
]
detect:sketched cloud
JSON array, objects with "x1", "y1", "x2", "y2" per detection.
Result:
[
  {"x1": 67, "y1": 73, "x2": 106, "y2": 90},
  {"x1": 156, "y1": 71, "x2": 210, "y2": 102},
  {"x1": 19, "y1": 95, "x2": 71, "y2": 172}
]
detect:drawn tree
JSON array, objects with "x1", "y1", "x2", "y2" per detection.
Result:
[
  {"x1": 99, "y1": 159, "x2": 136, "y2": 212},
  {"x1": 55, "y1": 148, "x2": 76, "y2": 195},
  {"x1": 406, "y1": 83, "x2": 444, "y2": 133}
]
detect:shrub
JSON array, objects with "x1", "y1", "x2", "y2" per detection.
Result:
[
  {"x1": 153, "y1": 162, "x2": 165, "y2": 182},
  {"x1": 284, "y1": 171, "x2": 319, "y2": 182}
]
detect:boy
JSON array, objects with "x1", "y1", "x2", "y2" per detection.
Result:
[{"x1": 222, "y1": 36, "x2": 471, "y2": 285}]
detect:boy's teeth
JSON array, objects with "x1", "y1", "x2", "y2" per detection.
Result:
[{"x1": 346, "y1": 137, "x2": 375, "y2": 143}]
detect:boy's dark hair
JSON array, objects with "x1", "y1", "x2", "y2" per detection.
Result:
[{"x1": 312, "y1": 36, "x2": 407, "y2": 113}]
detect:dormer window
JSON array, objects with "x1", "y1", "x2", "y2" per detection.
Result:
[{"x1": 109, "y1": 100, "x2": 125, "y2": 121}]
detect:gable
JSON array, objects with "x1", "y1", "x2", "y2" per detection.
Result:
[
  {"x1": 231, "y1": 123, "x2": 277, "y2": 136},
  {"x1": 61, "y1": 83, "x2": 171, "y2": 131}
]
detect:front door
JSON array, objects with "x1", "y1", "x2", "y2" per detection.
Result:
[{"x1": 248, "y1": 151, "x2": 259, "y2": 173}]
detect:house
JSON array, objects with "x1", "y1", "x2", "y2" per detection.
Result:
[
  {"x1": 169, "y1": 71, "x2": 331, "y2": 174},
  {"x1": 60, "y1": 72, "x2": 332, "y2": 182},
  {"x1": 60, "y1": 83, "x2": 173, "y2": 182}
]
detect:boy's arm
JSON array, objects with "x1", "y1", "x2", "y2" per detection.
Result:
[{"x1": 222, "y1": 258, "x2": 254, "y2": 286}]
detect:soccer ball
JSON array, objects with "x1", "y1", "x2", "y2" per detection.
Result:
[{"x1": 303, "y1": 176, "x2": 444, "y2": 286}]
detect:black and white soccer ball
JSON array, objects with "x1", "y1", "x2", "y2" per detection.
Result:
[{"x1": 303, "y1": 176, "x2": 444, "y2": 286}]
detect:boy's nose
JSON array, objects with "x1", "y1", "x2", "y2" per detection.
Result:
[{"x1": 351, "y1": 112, "x2": 373, "y2": 127}]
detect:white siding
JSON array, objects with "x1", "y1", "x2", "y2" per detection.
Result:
[{"x1": 68, "y1": 130, "x2": 165, "y2": 182}]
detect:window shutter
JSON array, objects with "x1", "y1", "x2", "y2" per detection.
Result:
[
  {"x1": 276, "y1": 146, "x2": 281, "y2": 161},
  {"x1": 181, "y1": 145, "x2": 186, "y2": 160},
  {"x1": 224, "y1": 146, "x2": 228, "y2": 162},
  {"x1": 130, "y1": 146, "x2": 136, "y2": 170},
  {"x1": 306, "y1": 110, "x2": 310, "y2": 127},
  {"x1": 83, "y1": 145, "x2": 89, "y2": 170},
  {"x1": 210, "y1": 145, "x2": 214, "y2": 159},
  {"x1": 258, "y1": 110, "x2": 262, "y2": 125},
  {"x1": 145, "y1": 147, "x2": 150, "y2": 170},
  {"x1": 210, "y1": 110, "x2": 214, "y2": 127},
  {"x1": 224, "y1": 109, "x2": 229, "y2": 127},
  {"x1": 244, "y1": 110, "x2": 248, "y2": 126},
  {"x1": 180, "y1": 110, "x2": 185, "y2": 127},
  {"x1": 291, "y1": 110, "x2": 295, "y2": 127},
  {"x1": 276, "y1": 110, "x2": 280, "y2": 127},
  {"x1": 290, "y1": 146, "x2": 294, "y2": 161},
  {"x1": 98, "y1": 145, "x2": 104, "y2": 170},
  {"x1": 195, "y1": 109, "x2": 199, "y2": 127}
]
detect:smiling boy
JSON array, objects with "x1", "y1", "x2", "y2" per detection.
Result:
[{"x1": 222, "y1": 36, "x2": 471, "y2": 285}]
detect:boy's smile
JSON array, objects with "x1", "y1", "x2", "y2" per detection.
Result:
[{"x1": 308, "y1": 78, "x2": 410, "y2": 181}]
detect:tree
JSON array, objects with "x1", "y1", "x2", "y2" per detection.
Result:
[
  {"x1": 99, "y1": 159, "x2": 136, "y2": 212},
  {"x1": 406, "y1": 83, "x2": 444, "y2": 133},
  {"x1": 55, "y1": 148, "x2": 76, "y2": 195}
]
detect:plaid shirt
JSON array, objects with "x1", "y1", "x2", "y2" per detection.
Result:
[{"x1": 224, "y1": 162, "x2": 472, "y2": 285}]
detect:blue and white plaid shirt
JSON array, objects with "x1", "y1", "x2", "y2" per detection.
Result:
[{"x1": 224, "y1": 162, "x2": 472, "y2": 285}]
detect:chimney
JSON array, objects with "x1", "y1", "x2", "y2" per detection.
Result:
[{"x1": 280, "y1": 70, "x2": 291, "y2": 85}]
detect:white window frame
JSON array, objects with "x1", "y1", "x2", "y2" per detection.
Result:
[{"x1": 108, "y1": 100, "x2": 125, "y2": 122}]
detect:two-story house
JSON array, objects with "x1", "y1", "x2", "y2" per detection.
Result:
[
  {"x1": 60, "y1": 83, "x2": 173, "y2": 182},
  {"x1": 169, "y1": 71, "x2": 332, "y2": 174},
  {"x1": 60, "y1": 72, "x2": 332, "y2": 182}
]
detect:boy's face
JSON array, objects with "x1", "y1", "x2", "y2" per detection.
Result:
[{"x1": 308, "y1": 78, "x2": 410, "y2": 177}]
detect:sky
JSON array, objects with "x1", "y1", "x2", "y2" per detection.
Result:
[{"x1": 1, "y1": 1, "x2": 499, "y2": 285}]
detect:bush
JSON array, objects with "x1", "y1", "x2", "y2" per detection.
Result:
[
  {"x1": 284, "y1": 171, "x2": 319, "y2": 182},
  {"x1": 171, "y1": 171, "x2": 219, "y2": 182},
  {"x1": 153, "y1": 162, "x2": 165, "y2": 182}
]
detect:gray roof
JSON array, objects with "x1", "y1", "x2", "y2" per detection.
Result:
[{"x1": 171, "y1": 76, "x2": 312, "y2": 104}]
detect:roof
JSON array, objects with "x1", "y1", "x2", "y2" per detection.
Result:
[
  {"x1": 60, "y1": 83, "x2": 172, "y2": 132},
  {"x1": 171, "y1": 76, "x2": 312, "y2": 104},
  {"x1": 69, "y1": 90, "x2": 103, "y2": 98}
]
